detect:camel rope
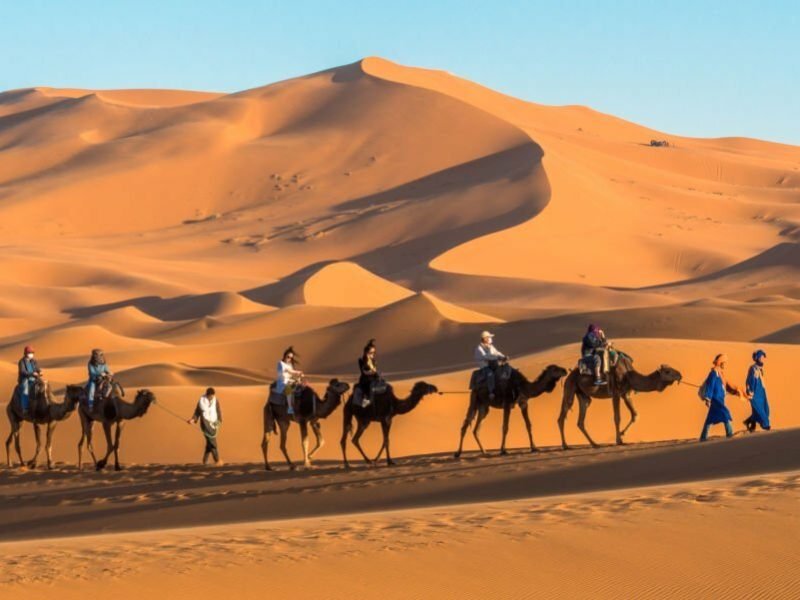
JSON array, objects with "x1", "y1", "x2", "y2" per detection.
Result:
[
  {"x1": 152, "y1": 400, "x2": 193, "y2": 426},
  {"x1": 680, "y1": 380, "x2": 702, "y2": 389}
]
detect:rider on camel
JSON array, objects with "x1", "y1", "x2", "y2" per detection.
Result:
[
  {"x1": 475, "y1": 331, "x2": 506, "y2": 400},
  {"x1": 582, "y1": 324, "x2": 608, "y2": 385},
  {"x1": 17, "y1": 345, "x2": 41, "y2": 417}
]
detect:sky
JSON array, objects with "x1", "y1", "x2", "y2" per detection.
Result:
[{"x1": 1, "y1": 1, "x2": 798, "y2": 144}]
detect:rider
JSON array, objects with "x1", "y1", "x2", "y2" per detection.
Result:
[
  {"x1": 276, "y1": 346, "x2": 303, "y2": 416},
  {"x1": 581, "y1": 324, "x2": 608, "y2": 385},
  {"x1": 358, "y1": 339, "x2": 379, "y2": 403},
  {"x1": 86, "y1": 348, "x2": 112, "y2": 411},
  {"x1": 474, "y1": 331, "x2": 506, "y2": 400},
  {"x1": 17, "y1": 345, "x2": 41, "y2": 417}
]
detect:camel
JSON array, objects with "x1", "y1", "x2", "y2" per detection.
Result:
[
  {"x1": 77, "y1": 380, "x2": 156, "y2": 471},
  {"x1": 5, "y1": 380, "x2": 84, "y2": 469},
  {"x1": 261, "y1": 379, "x2": 351, "y2": 471},
  {"x1": 454, "y1": 363, "x2": 568, "y2": 458},
  {"x1": 558, "y1": 354, "x2": 682, "y2": 449},
  {"x1": 340, "y1": 380, "x2": 438, "y2": 469}
]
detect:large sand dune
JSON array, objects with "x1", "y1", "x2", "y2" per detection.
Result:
[{"x1": 0, "y1": 57, "x2": 797, "y2": 598}]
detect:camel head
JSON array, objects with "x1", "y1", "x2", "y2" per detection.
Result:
[
  {"x1": 135, "y1": 389, "x2": 156, "y2": 412},
  {"x1": 657, "y1": 365, "x2": 682, "y2": 389},
  {"x1": 64, "y1": 384, "x2": 87, "y2": 409},
  {"x1": 325, "y1": 378, "x2": 351, "y2": 402},
  {"x1": 543, "y1": 364, "x2": 569, "y2": 390},
  {"x1": 411, "y1": 381, "x2": 439, "y2": 397}
]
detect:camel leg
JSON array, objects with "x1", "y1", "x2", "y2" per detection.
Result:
[
  {"x1": 5, "y1": 413, "x2": 22, "y2": 468},
  {"x1": 576, "y1": 394, "x2": 599, "y2": 448},
  {"x1": 278, "y1": 420, "x2": 295, "y2": 470},
  {"x1": 558, "y1": 387, "x2": 576, "y2": 450},
  {"x1": 4, "y1": 429, "x2": 11, "y2": 468},
  {"x1": 340, "y1": 408, "x2": 353, "y2": 470},
  {"x1": 261, "y1": 430, "x2": 272, "y2": 471},
  {"x1": 351, "y1": 420, "x2": 373, "y2": 466},
  {"x1": 299, "y1": 421, "x2": 311, "y2": 468},
  {"x1": 12, "y1": 422, "x2": 24, "y2": 468},
  {"x1": 96, "y1": 422, "x2": 114, "y2": 471},
  {"x1": 112, "y1": 422, "x2": 125, "y2": 471},
  {"x1": 381, "y1": 419, "x2": 395, "y2": 467},
  {"x1": 455, "y1": 394, "x2": 479, "y2": 459},
  {"x1": 87, "y1": 424, "x2": 98, "y2": 467},
  {"x1": 612, "y1": 394, "x2": 624, "y2": 445},
  {"x1": 373, "y1": 437, "x2": 386, "y2": 463},
  {"x1": 520, "y1": 402, "x2": 538, "y2": 452},
  {"x1": 499, "y1": 405, "x2": 511, "y2": 455},
  {"x1": 77, "y1": 415, "x2": 95, "y2": 471},
  {"x1": 472, "y1": 405, "x2": 489, "y2": 456},
  {"x1": 620, "y1": 393, "x2": 638, "y2": 437},
  {"x1": 28, "y1": 423, "x2": 42, "y2": 468},
  {"x1": 308, "y1": 421, "x2": 325, "y2": 460},
  {"x1": 45, "y1": 422, "x2": 56, "y2": 470}
]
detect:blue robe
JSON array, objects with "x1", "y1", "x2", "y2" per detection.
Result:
[
  {"x1": 746, "y1": 365, "x2": 770, "y2": 429},
  {"x1": 17, "y1": 357, "x2": 39, "y2": 412},
  {"x1": 702, "y1": 369, "x2": 732, "y2": 425}
]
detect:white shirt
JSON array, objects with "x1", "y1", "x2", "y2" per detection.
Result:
[
  {"x1": 475, "y1": 343, "x2": 504, "y2": 368},
  {"x1": 197, "y1": 395, "x2": 219, "y2": 423},
  {"x1": 275, "y1": 360, "x2": 301, "y2": 393}
]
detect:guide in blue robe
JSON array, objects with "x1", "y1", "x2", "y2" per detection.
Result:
[
  {"x1": 700, "y1": 367, "x2": 736, "y2": 440},
  {"x1": 744, "y1": 350, "x2": 770, "y2": 431}
]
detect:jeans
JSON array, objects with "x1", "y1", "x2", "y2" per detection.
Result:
[
  {"x1": 700, "y1": 420, "x2": 733, "y2": 441},
  {"x1": 204, "y1": 435, "x2": 219, "y2": 463},
  {"x1": 87, "y1": 381, "x2": 97, "y2": 409},
  {"x1": 480, "y1": 366, "x2": 496, "y2": 396}
]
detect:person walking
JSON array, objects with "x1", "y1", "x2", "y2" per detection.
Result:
[
  {"x1": 188, "y1": 387, "x2": 223, "y2": 465},
  {"x1": 744, "y1": 349, "x2": 771, "y2": 432},
  {"x1": 699, "y1": 354, "x2": 742, "y2": 441}
]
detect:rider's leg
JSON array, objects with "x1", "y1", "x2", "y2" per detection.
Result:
[
  {"x1": 285, "y1": 383, "x2": 295, "y2": 415},
  {"x1": 486, "y1": 367, "x2": 496, "y2": 399},
  {"x1": 592, "y1": 355, "x2": 605, "y2": 385}
]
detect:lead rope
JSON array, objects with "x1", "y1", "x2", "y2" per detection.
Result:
[{"x1": 152, "y1": 400, "x2": 193, "y2": 426}]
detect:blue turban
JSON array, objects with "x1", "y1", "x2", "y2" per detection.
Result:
[{"x1": 752, "y1": 349, "x2": 767, "y2": 362}]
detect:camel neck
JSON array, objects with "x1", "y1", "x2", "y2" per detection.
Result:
[
  {"x1": 393, "y1": 390, "x2": 424, "y2": 415},
  {"x1": 627, "y1": 369, "x2": 664, "y2": 392}
]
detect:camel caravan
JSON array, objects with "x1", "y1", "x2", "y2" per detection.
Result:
[{"x1": 4, "y1": 326, "x2": 707, "y2": 473}]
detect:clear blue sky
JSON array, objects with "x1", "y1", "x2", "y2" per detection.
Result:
[{"x1": 2, "y1": 1, "x2": 797, "y2": 144}]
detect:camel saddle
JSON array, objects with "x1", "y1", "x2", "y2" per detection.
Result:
[
  {"x1": 469, "y1": 363, "x2": 513, "y2": 390},
  {"x1": 353, "y1": 380, "x2": 389, "y2": 408},
  {"x1": 267, "y1": 382, "x2": 303, "y2": 406}
]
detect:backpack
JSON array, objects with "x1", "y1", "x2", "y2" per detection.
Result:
[{"x1": 697, "y1": 376, "x2": 710, "y2": 402}]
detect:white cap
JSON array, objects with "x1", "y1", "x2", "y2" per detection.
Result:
[{"x1": 480, "y1": 331, "x2": 494, "y2": 340}]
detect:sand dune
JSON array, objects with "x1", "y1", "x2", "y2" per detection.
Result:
[
  {"x1": 0, "y1": 56, "x2": 798, "y2": 599},
  {"x1": 303, "y1": 261, "x2": 414, "y2": 307}
]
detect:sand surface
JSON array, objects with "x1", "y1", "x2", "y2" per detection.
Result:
[{"x1": 1, "y1": 57, "x2": 798, "y2": 598}]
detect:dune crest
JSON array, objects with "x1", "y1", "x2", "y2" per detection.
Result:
[{"x1": 302, "y1": 261, "x2": 414, "y2": 307}]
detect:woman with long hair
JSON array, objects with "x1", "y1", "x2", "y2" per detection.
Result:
[{"x1": 276, "y1": 346, "x2": 304, "y2": 415}]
